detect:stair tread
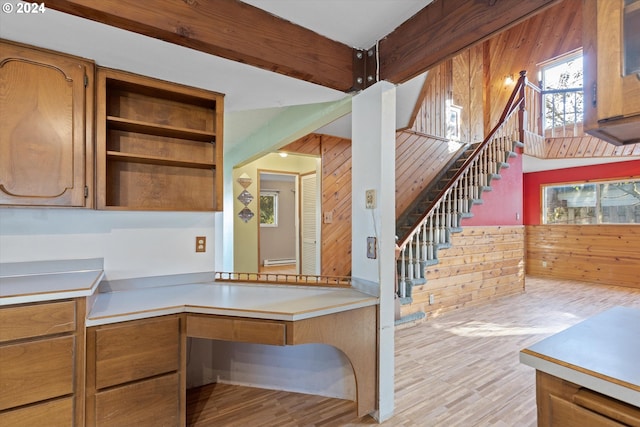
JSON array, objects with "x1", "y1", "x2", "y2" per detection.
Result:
[{"x1": 394, "y1": 311, "x2": 426, "y2": 326}]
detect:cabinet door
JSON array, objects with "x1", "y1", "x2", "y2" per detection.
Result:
[
  {"x1": 94, "y1": 374, "x2": 180, "y2": 427},
  {"x1": 0, "y1": 40, "x2": 93, "y2": 206}
]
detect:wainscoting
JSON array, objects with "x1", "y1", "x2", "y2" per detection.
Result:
[{"x1": 526, "y1": 225, "x2": 640, "y2": 289}]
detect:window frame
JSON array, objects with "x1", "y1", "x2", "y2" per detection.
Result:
[
  {"x1": 542, "y1": 178, "x2": 640, "y2": 225},
  {"x1": 259, "y1": 190, "x2": 279, "y2": 227}
]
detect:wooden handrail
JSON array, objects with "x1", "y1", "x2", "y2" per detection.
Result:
[{"x1": 398, "y1": 71, "x2": 529, "y2": 248}]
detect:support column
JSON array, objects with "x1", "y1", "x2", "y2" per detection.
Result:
[{"x1": 351, "y1": 81, "x2": 396, "y2": 422}]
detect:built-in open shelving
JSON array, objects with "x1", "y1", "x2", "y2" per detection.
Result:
[{"x1": 96, "y1": 68, "x2": 224, "y2": 211}]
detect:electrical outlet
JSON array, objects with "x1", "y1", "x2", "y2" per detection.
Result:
[
  {"x1": 196, "y1": 236, "x2": 206, "y2": 253},
  {"x1": 429, "y1": 294, "x2": 435, "y2": 305},
  {"x1": 367, "y1": 236, "x2": 377, "y2": 259},
  {"x1": 365, "y1": 189, "x2": 376, "y2": 209},
  {"x1": 542, "y1": 261, "x2": 547, "y2": 268}
]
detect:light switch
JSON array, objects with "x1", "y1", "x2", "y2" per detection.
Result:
[
  {"x1": 323, "y1": 211, "x2": 333, "y2": 223},
  {"x1": 365, "y1": 189, "x2": 376, "y2": 209}
]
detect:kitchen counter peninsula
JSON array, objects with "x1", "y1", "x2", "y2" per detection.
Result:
[{"x1": 520, "y1": 306, "x2": 640, "y2": 426}]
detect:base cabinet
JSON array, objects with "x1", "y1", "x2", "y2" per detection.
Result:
[
  {"x1": 85, "y1": 315, "x2": 185, "y2": 427},
  {"x1": 0, "y1": 299, "x2": 85, "y2": 427},
  {"x1": 536, "y1": 371, "x2": 640, "y2": 427}
]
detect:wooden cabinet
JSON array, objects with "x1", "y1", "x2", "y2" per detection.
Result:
[
  {"x1": 86, "y1": 315, "x2": 185, "y2": 427},
  {"x1": 0, "y1": 298, "x2": 86, "y2": 426},
  {"x1": 96, "y1": 68, "x2": 224, "y2": 211},
  {"x1": 536, "y1": 371, "x2": 640, "y2": 427},
  {"x1": 0, "y1": 39, "x2": 94, "y2": 207},
  {"x1": 583, "y1": 0, "x2": 640, "y2": 145}
]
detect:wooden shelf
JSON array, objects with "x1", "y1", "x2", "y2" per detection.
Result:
[
  {"x1": 106, "y1": 151, "x2": 215, "y2": 169},
  {"x1": 107, "y1": 116, "x2": 216, "y2": 142},
  {"x1": 96, "y1": 67, "x2": 224, "y2": 211}
]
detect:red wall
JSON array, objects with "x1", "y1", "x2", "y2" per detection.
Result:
[
  {"x1": 462, "y1": 151, "x2": 524, "y2": 226},
  {"x1": 523, "y1": 160, "x2": 640, "y2": 225}
]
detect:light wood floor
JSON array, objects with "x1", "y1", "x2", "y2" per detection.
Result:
[{"x1": 187, "y1": 276, "x2": 640, "y2": 426}]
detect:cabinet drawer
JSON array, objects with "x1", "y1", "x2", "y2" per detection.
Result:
[
  {"x1": 0, "y1": 300, "x2": 76, "y2": 343},
  {"x1": 0, "y1": 396, "x2": 73, "y2": 427},
  {"x1": 0, "y1": 335, "x2": 74, "y2": 410},
  {"x1": 94, "y1": 373, "x2": 180, "y2": 427},
  {"x1": 549, "y1": 394, "x2": 624, "y2": 426},
  {"x1": 187, "y1": 314, "x2": 286, "y2": 345},
  {"x1": 94, "y1": 316, "x2": 180, "y2": 389}
]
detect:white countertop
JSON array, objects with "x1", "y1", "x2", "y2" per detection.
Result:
[
  {"x1": 86, "y1": 281, "x2": 379, "y2": 326},
  {"x1": 0, "y1": 259, "x2": 104, "y2": 306},
  {"x1": 520, "y1": 306, "x2": 640, "y2": 407}
]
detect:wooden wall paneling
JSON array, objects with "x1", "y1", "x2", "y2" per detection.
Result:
[
  {"x1": 452, "y1": 51, "x2": 471, "y2": 143},
  {"x1": 402, "y1": 226, "x2": 525, "y2": 319},
  {"x1": 526, "y1": 225, "x2": 640, "y2": 289},
  {"x1": 280, "y1": 134, "x2": 322, "y2": 156},
  {"x1": 485, "y1": 1, "x2": 583, "y2": 130},
  {"x1": 321, "y1": 135, "x2": 352, "y2": 276},
  {"x1": 541, "y1": 136, "x2": 640, "y2": 159},
  {"x1": 395, "y1": 131, "x2": 460, "y2": 218},
  {"x1": 524, "y1": 131, "x2": 546, "y2": 157},
  {"x1": 411, "y1": 62, "x2": 448, "y2": 138},
  {"x1": 469, "y1": 45, "x2": 485, "y2": 143}
]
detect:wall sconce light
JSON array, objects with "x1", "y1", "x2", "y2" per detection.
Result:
[{"x1": 504, "y1": 74, "x2": 514, "y2": 85}]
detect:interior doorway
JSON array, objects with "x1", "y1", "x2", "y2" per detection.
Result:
[{"x1": 258, "y1": 171, "x2": 298, "y2": 274}]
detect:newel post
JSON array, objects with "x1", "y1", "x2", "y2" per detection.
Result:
[{"x1": 518, "y1": 70, "x2": 528, "y2": 144}]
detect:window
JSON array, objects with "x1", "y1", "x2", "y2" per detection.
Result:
[
  {"x1": 543, "y1": 179, "x2": 640, "y2": 224},
  {"x1": 259, "y1": 191, "x2": 278, "y2": 226},
  {"x1": 540, "y1": 51, "x2": 583, "y2": 133}
]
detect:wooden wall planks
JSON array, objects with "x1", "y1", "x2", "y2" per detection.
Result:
[
  {"x1": 485, "y1": 0, "x2": 582, "y2": 132},
  {"x1": 395, "y1": 130, "x2": 461, "y2": 219},
  {"x1": 542, "y1": 136, "x2": 640, "y2": 158},
  {"x1": 401, "y1": 226, "x2": 525, "y2": 320},
  {"x1": 526, "y1": 225, "x2": 640, "y2": 289}
]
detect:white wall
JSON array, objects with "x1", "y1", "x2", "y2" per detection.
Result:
[{"x1": 0, "y1": 208, "x2": 215, "y2": 280}]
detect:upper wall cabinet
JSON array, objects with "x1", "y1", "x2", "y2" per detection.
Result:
[
  {"x1": 96, "y1": 68, "x2": 224, "y2": 211},
  {"x1": 583, "y1": 0, "x2": 640, "y2": 145},
  {"x1": 0, "y1": 40, "x2": 94, "y2": 207}
]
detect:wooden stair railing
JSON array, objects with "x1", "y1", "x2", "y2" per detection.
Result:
[{"x1": 395, "y1": 71, "x2": 530, "y2": 317}]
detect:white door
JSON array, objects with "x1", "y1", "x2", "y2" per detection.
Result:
[{"x1": 300, "y1": 173, "x2": 320, "y2": 275}]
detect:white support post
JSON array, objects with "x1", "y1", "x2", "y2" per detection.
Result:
[{"x1": 351, "y1": 81, "x2": 396, "y2": 422}]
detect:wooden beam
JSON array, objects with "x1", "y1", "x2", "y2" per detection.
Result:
[
  {"x1": 378, "y1": 0, "x2": 562, "y2": 84},
  {"x1": 39, "y1": 0, "x2": 356, "y2": 92}
]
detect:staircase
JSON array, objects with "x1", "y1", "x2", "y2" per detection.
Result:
[{"x1": 394, "y1": 71, "x2": 530, "y2": 326}]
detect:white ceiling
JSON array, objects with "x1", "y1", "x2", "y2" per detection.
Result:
[{"x1": 241, "y1": 0, "x2": 432, "y2": 49}]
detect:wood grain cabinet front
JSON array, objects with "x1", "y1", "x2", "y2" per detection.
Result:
[
  {"x1": 0, "y1": 298, "x2": 85, "y2": 426},
  {"x1": 536, "y1": 371, "x2": 640, "y2": 427},
  {"x1": 0, "y1": 39, "x2": 94, "y2": 207},
  {"x1": 95, "y1": 67, "x2": 224, "y2": 211},
  {"x1": 86, "y1": 315, "x2": 185, "y2": 427}
]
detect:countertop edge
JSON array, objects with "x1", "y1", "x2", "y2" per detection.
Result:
[
  {"x1": 0, "y1": 270, "x2": 104, "y2": 306},
  {"x1": 519, "y1": 350, "x2": 640, "y2": 407}
]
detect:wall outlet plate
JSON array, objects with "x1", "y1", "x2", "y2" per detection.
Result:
[
  {"x1": 367, "y1": 236, "x2": 377, "y2": 259},
  {"x1": 196, "y1": 236, "x2": 206, "y2": 252}
]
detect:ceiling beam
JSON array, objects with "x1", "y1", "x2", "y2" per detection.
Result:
[
  {"x1": 40, "y1": 0, "x2": 356, "y2": 92},
  {"x1": 378, "y1": 0, "x2": 562, "y2": 85}
]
